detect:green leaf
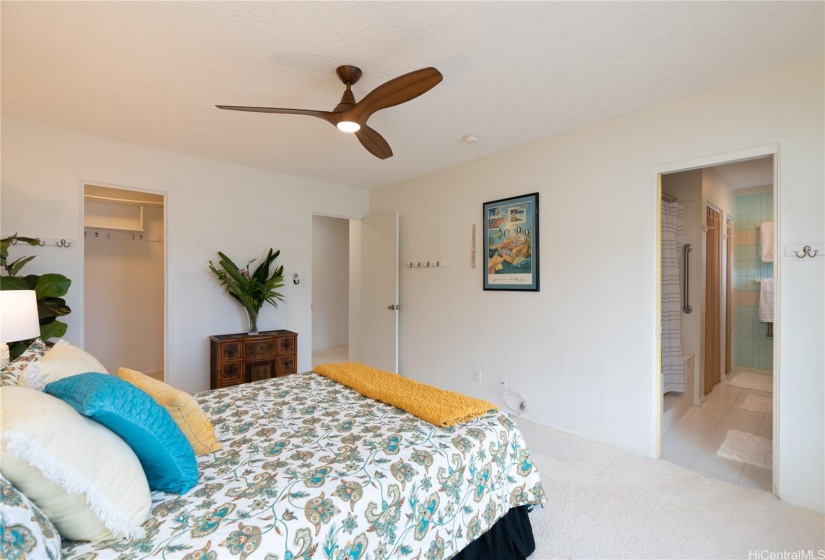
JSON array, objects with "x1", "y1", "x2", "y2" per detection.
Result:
[
  {"x1": 7, "y1": 256, "x2": 36, "y2": 277},
  {"x1": 8, "y1": 340, "x2": 30, "y2": 360},
  {"x1": 34, "y1": 274, "x2": 71, "y2": 299},
  {"x1": 38, "y1": 297, "x2": 71, "y2": 319},
  {"x1": 0, "y1": 276, "x2": 30, "y2": 291},
  {"x1": 39, "y1": 320, "x2": 67, "y2": 341}
]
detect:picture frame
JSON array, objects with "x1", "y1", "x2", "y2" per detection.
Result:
[{"x1": 483, "y1": 192, "x2": 539, "y2": 291}]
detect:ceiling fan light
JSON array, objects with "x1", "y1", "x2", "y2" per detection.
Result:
[{"x1": 336, "y1": 121, "x2": 361, "y2": 133}]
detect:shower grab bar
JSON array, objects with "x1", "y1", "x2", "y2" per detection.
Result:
[{"x1": 682, "y1": 244, "x2": 693, "y2": 314}]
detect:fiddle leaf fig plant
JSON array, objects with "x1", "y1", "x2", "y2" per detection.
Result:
[{"x1": 1, "y1": 234, "x2": 72, "y2": 358}]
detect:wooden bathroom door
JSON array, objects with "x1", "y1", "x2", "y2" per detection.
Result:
[
  {"x1": 725, "y1": 217, "x2": 733, "y2": 374},
  {"x1": 704, "y1": 206, "x2": 722, "y2": 395}
]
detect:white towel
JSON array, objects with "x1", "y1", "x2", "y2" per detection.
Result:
[
  {"x1": 759, "y1": 279, "x2": 774, "y2": 322},
  {"x1": 759, "y1": 221, "x2": 774, "y2": 262}
]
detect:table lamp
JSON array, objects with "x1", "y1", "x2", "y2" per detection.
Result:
[{"x1": 0, "y1": 290, "x2": 40, "y2": 367}]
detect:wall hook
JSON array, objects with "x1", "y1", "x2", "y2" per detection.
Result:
[
  {"x1": 37, "y1": 240, "x2": 46, "y2": 246},
  {"x1": 56, "y1": 239, "x2": 71, "y2": 247},
  {"x1": 794, "y1": 245, "x2": 819, "y2": 258}
]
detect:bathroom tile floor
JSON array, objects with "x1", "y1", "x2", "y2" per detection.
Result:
[{"x1": 662, "y1": 374, "x2": 773, "y2": 493}]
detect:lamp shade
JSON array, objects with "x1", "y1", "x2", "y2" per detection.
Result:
[{"x1": 0, "y1": 290, "x2": 40, "y2": 343}]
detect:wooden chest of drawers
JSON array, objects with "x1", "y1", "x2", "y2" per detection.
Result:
[{"x1": 209, "y1": 330, "x2": 298, "y2": 389}]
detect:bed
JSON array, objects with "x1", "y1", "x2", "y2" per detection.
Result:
[{"x1": 61, "y1": 372, "x2": 546, "y2": 559}]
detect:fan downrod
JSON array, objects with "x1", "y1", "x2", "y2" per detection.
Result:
[{"x1": 336, "y1": 65, "x2": 362, "y2": 86}]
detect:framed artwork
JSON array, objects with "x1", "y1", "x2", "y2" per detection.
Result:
[{"x1": 483, "y1": 192, "x2": 539, "y2": 291}]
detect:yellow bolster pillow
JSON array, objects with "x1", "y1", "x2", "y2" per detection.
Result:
[{"x1": 115, "y1": 367, "x2": 222, "y2": 455}]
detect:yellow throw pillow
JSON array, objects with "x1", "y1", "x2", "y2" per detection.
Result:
[{"x1": 115, "y1": 368, "x2": 222, "y2": 455}]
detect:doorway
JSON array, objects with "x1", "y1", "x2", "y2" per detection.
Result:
[
  {"x1": 657, "y1": 151, "x2": 777, "y2": 494},
  {"x1": 83, "y1": 184, "x2": 165, "y2": 380},
  {"x1": 311, "y1": 215, "x2": 350, "y2": 368}
]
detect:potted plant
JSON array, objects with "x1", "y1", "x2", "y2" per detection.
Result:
[
  {"x1": 0, "y1": 234, "x2": 72, "y2": 359},
  {"x1": 208, "y1": 249, "x2": 285, "y2": 334}
]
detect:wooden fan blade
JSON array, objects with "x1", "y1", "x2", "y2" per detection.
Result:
[
  {"x1": 355, "y1": 125, "x2": 393, "y2": 159},
  {"x1": 344, "y1": 67, "x2": 442, "y2": 123},
  {"x1": 216, "y1": 105, "x2": 336, "y2": 125}
]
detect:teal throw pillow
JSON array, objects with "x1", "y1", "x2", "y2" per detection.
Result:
[{"x1": 44, "y1": 373, "x2": 198, "y2": 494}]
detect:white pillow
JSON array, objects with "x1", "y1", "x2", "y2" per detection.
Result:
[
  {"x1": 21, "y1": 340, "x2": 108, "y2": 390},
  {"x1": 0, "y1": 385, "x2": 151, "y2": 541}
]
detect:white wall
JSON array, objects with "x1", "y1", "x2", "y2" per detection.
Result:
[
  {"x1": 0, "y1": 117, "x2": 369, "y2": 393},
  {"x1": 370, "y1": 58, "x2": 824, "y2": 512},
  {"x1": 84, "y1": 200, "x2": 164, "y2": 375},
  {"x1": 311, "y1": 215, "x2": 349, "y2": 350}
]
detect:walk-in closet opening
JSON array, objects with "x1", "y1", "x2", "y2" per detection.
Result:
[
  {"x1": 83, "y1": 184, "x2": 166, "y2": 380},
  {"x1": 658, "y1": 154, "x2": 776, "y2": 493}
]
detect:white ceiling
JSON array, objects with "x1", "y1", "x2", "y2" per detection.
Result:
[
  {"x1": 713, "y1": 157, "x2": 774, "y2": 190},
  {"x1": 2, "y1": 2, "x2": 822, "y2": 190}
]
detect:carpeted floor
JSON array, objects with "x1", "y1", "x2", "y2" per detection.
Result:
[{"x1": 517, "y1": 419, "x2": 824, "y2": 559}]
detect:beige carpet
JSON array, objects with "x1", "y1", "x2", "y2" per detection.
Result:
[{"x1": 516, "y1": 419, "x2": 824, "y2": 559}]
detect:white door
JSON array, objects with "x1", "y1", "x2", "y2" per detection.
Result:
[{"x1": 359, "y1": 212, "x2": 399, "y2": 372}]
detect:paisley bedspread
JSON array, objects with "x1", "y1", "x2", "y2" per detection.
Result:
[{"x1": 62, "y1": 372, "x2": 545, "y2": 559}]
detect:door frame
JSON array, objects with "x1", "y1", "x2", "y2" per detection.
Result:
[
  {"x1": 79, "y1": 180, "x2": 168, "y2": 380},
  {"x1": 653, "y1": 143, "x2": 780, "y2": 495}
]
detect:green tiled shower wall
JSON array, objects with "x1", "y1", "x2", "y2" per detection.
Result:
[{"x1": 734, "y1": 192, "x2": 773, "y2": 371}]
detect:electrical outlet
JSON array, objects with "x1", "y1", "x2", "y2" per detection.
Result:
[
  {"x1": 472, "y1": 369, "x2": 481, "y2": 384},
  {"x1": 499, "y1": 376, "x2": 507, "y2": 390}
]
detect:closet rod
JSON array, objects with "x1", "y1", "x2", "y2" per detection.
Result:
[{"x1": 84, "y1": 231, "x2": 163, "y2": 243}]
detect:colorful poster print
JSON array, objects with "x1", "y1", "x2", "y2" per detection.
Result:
[{"x1": 483, "y1": 193, "x2": 539, "y2": 291}]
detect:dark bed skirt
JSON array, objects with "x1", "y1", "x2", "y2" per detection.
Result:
[{"x1": 453, "y1": 505, "x2": 536, "y2": 560}]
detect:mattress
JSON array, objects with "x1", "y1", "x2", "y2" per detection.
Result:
[{"x1": 63, "y1": 372, "x2": 545, "y2": 559}]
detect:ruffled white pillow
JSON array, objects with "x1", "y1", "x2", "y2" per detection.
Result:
[
  {"x1": 21, "y1": 340, "x2": 108, "y2": 390},
  {"x1": 0, "y1": 385, "x2": 150, "y2": 541}
]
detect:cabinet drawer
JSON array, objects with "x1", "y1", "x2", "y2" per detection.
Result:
[
  {"x1": 244, "y1": 338, "x2": 277, "y2": 360},
  {"x1": 220, "y1": 341, "x2": 241, "y2": 361},
  {"x1": 276, "y1": 353, "x2": 297, "y2": 375},
  {"x1": 276, "y1": 336, "x2": 295, "y2": 355},
  {"x1": 219, "y1": 362, "x2": 243, "y2": 387},
  {"x1": 245, "y1": 359, "x2": 276, "y2": 383}
]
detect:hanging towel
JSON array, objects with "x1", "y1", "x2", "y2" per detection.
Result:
[
  {"x1": 759, "y1": 279, "x2": 774, "y2": 322},
  {"x1": 759, "y1": 222, "x2": 774, "y2": 262}
]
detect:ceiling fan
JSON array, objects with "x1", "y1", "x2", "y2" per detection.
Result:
[{"x1": 216, "y1": 65, "x2": 443, "y2": 160}]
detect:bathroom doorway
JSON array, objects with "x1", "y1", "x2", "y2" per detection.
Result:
[{"x1": 657, "y1": 151, "x2": 777, "y2": 494}]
